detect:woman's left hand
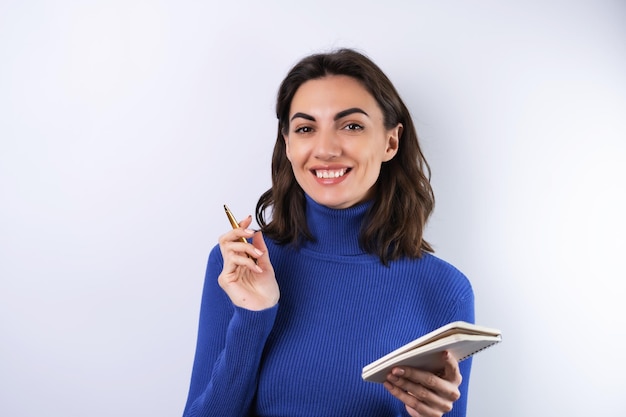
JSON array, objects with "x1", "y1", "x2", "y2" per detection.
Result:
[{"x1": 383, "y1": 351, "x2": 462, "y2": 417}]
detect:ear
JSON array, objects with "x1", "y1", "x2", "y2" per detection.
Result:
[
  {"x1": 382, "y1": 123, "x2": 402, "y2": 162},
  {"x1": 283, "y1": 133, "x2": 292, "y2": 162}
]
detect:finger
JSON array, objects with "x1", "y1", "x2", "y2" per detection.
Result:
[
  {"x1": 218, "y1": 213, "x2": 254, "y2": 246},
  {"x1": 233, "y1": 251, "x2": 263, "y2": 275},
  {"x1": 231, "y1": 236, "x2": 264, "y2": 265},
  {"x1": 220, "y1": 237, "x2": 253, "y2": 261},
  {"x1": 219, "y1": 235, "x2": 261, "y2": 274},
  {"x1": 238, "y1": 214, "x2": 253, "y2": 229},
  {"x1": 251, "y1": 232, "x2": 270, "y2": 260},
  {"x1": 219, "y1": 253, "x2": 258, "y2": 279},
  {"x1": 230, "y1": 216, "x2": 260, "y2": 262},
  {"x1": 386, "y1": 369, "x2": 454, "y2": 414},
  {"x1": 441, "y1": 351, "x2": 462, "y2": 385},
  {"x1": 252, "y1": 230, "x2": 267, "y2": 250},
  {"x1": 383, "y1": 378, "x2": 420, "y2": 407},
  {"x1": 385, "y1": 385, "x2": 454, "y2": 417},
  {"x1": 421, "y1": 363, "x2": 461, "y2": 403},
  {"x1": 218, "y1": 226, "x2": 255, "y2": 247}
]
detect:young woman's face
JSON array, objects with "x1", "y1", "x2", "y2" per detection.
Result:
[{"x1": 284, "y1": 75, "x2": 401, "y2": 209}]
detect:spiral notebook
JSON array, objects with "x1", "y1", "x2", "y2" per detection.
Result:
[{"x1": 362, "y1": 321, "x2": 502, "y2": 383}]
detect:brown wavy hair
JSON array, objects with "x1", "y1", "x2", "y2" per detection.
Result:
[{"x1": 255, "y1": 48, "x2": 434, "y2": 264}]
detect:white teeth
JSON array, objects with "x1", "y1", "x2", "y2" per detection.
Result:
[{"x1": 315, "y1": 169, "x2": 347, "y2": 179}]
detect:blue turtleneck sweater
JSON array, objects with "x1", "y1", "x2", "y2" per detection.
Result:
[{"x1": 182, "y1": 197, "x2": 474, "y2": 417}]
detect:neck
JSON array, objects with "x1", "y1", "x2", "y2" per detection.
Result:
[{"x1": 303, "y1": 194, "x2": 371, "y2": 256}]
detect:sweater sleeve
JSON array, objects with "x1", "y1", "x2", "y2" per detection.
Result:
[
  {"x1": 443, "y1": 269, "x2": 475, "y2": 417},
  {"x1": 182, "y1": 245, "x2": 278, "y2": 417}
]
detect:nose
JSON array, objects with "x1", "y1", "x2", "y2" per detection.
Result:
[{"x1": 313, "y1": 129, "x2": 341, "y2": 160}]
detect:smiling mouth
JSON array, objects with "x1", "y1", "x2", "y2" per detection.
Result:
[{"x1": 314, "y1": 168, "x2": 350, "y2": 179}]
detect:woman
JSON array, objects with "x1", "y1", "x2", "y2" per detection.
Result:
[{"x1": 183, "y1": 48, "x2": 474, "y2": 417}]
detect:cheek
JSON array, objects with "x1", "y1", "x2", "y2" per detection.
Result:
[{"x1": 285, "y1": 141, "x2": 309, "y2": 165}]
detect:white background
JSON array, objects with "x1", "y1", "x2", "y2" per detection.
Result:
[{"x1": 1, "y1": 1, "x2": 625, "y2": 416}]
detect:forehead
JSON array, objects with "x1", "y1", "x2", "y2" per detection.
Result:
[{"x1": 290, "y1": 75, "x2": 380, "y2": 114}]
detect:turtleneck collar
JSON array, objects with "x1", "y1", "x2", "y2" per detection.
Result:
[{"x1": 302, "y1": 194, "x2": 371, "y2": 256}]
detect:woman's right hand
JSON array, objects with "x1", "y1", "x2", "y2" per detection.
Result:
[{"x1": 217, "y1": 215, "x2": 279, "y2": 311}]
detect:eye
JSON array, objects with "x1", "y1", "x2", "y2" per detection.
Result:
[
  {"x1": 294, "y1": 126, "x2": 314, "y2": 134},
  {"x1": 344, "y1": 123, "x2": 364, "y2": 131}
]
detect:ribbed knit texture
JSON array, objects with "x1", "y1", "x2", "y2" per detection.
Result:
[{"x1": 183, "y1": 196, "x2": 475, "y2": 417}]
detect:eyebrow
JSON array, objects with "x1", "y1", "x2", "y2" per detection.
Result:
[
  {"x1": 289, "y1": 107, "x2": 370, "y2": 122},
  {"x1": 334, "y1": 107, "x2": 369, "y2": 120}
]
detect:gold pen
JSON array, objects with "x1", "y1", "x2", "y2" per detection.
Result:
[
  {"x1": 224, "y1": 205, "x2": 257, "y2": 264},
  {"x1": 224, "y1": 204, "x2": 248, "y2": 244}
]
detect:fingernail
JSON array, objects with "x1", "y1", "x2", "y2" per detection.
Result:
[
  {"x1": 254, "y1": 265, "x2": 263, "y2": 273},
  {"x1": 244, "y1": 229, "x2": 254, "y2": 235},
  {"x1": 254, "y1": 248, "x2": 263, "y2": 256},
  {"x1": 392, "y1": 368, "x2": 404, "y2": 376}
]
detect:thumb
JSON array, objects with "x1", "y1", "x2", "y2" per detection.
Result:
[
  {"x1": 441, "y1": 351, "x2": 462, "y2": 384},
  {"x1": 252, "y1": 231, "x2": 271, "y2": 264}
]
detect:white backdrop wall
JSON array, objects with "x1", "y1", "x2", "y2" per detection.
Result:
[{"x1": 1, "y1": 1, "x2": 625, "y2": 416}]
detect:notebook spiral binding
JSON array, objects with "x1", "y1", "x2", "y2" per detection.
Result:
[{"x1": 459, "y1": 337, "x2": 502, "y2": 362}]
